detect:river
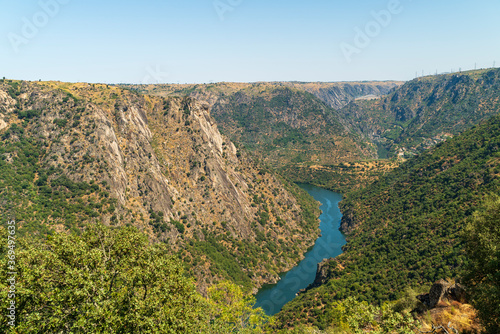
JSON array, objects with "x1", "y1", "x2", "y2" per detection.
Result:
[{"x1": 254, "y1": 184, "x2": 346, "y2": 315}]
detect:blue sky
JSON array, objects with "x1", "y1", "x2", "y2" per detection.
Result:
[{"x1": 1, "y1": 0, "x2": 499, "y2": 83}]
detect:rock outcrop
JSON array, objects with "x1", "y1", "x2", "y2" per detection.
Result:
[
  {"x1": 417, "y1": 279, "x2": 467, "y2": 309},
  {"x1": 339, "y1": 207, "x2": 357, "y2": 234},
  {"x1": 299, "y1": 258, "x2": 344, "y2": 295},
  {"x1": 309, "y1": 258, "x2": 337, "y2": 289},
  {"x1": 415, "y1": 279, "x2": 482, "y2": 333},
  {"x1": 282, "y1": 81, "x2": 403, "y2": 109}
]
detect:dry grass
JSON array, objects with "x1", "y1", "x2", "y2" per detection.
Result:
[{"x1": 418, "y1": 302, "x2": 483, "y2": 333}]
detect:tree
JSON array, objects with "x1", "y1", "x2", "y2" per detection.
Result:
[
  {"x1": 0, "y1": 224, "x2": 210, "y2": 333},
  {"x1": 207, "y1": 281, "x2": 273, "y2": 333},
  {"x1": 324, "y1": 297, "x2": 418, "y2": 334},
  {"x1": 463, "y1": 195, "x2": 500, "y2": 333}
]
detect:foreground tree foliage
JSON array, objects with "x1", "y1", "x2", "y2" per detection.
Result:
[
  {"x1": 324, "y1": 297, "x2": 418, "y2": 334},
  {"x1": 464, "y1": 196, "x2": 500, "y2": 334},
  {"x1": 0, "y1": 224, "x2": 208, "y2": 333},
  {"x1": 208, "y1": 281, "x2": 274, "y2": 333},
  {"x1": 0, "y1": 224, "x2": 272, "y2": 333}
]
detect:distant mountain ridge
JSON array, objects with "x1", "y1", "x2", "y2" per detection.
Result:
[
  {"x1": 125, "y1": 80, "x2": 402, "y2": 110},
  {"x1": 278, "y1": 81, "x2": 402, "y2": 109}
]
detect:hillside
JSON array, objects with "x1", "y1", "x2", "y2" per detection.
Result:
[
  {"x1": 125, "y1": 82, "x2": 385, "y2": 169},
  {"x1": 282, "y1": 69, "x2": 500, "y2": 192},
  {"x1": 277, "y1": 114, "x2": 500, "y2": 329},
  {"x1": 340, "y1": 68, "x2": 500, "y2": 158},
  {"x1": 128, "y1": 80, "x2": 401, "y2": 110},
  {"x1": 280, "y1": 81, "x2": 402, "y2": 109},
  {"x1": 0, "y1": 79, "x2": 321, "y2": 292}
]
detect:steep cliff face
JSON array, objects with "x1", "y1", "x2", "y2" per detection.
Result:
[
  {"x1": 124, "y1": 82, "x2": 381, "y2": 168},
  {"x1": 0, "y1": 80, "x2": 320, "y2": 290}
]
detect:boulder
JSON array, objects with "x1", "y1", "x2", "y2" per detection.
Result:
[
  {"x1": 416, "y1": 279, "x2": 467, "y2": 309},
  {"x1": 428, "y1": 279, "x2": 451, "y2": 308},
  {"x1": 445, "y1": 283, "x2": 467, "y2": 304}
]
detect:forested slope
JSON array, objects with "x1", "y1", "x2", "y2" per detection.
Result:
[
  {"x1": 340, "y1": 68, "x2": 500, "y2": 158},
  {"x1": 277, "y1": 114, "x2": 500, "y2": 329}
]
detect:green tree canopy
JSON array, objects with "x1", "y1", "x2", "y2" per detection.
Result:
[
  {"x1": 464, "y1": 195, "x2": 500, "y2": 333},
  {"x1": 0, "y1": 224, "x2": 209, "y2": 333},
  {"x1": 208, "y1": 280, "x2": 273, "y2": 333},
  {"x1": 0, "y1": 224, "x2": 274, "y2": 333}
]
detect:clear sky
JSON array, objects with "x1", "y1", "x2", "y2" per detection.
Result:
[{"x1": 1, "y1": 0, "x2": 499, "y2": 84}]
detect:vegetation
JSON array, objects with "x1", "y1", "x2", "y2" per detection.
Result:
[
  {"x1": 0, "y1": 224, "x2": 273, "y2": 333},
  {"x1": 180, "y1": 177, "x2": 321, "y2": 291},
  {"x1": 275, "y1": 295, "x2": 419, "y2": 334},
  {"x1": 0, "y1": 224, "x2": 208, "y2": 333},
  {"x1": 277, "y1": 114, "x2": 500, "y2": 328},
  {"x1": 340, "y1": 68, "x2": 500, "y2": 157},
  {"x1": 463, "y1": 196, "x2": 500, "y2": 333},
  {"x1": 280, "y1": 160, "x2": 399, "y2": 193},
  {"x1": 208, "y1": 281, "x2": 273, "y2": 333},
  {"x1": 208, "y1": 86, "x2": 375, "y2": 168},
  {"x1": 0, "y1": 124, "x2": 113, "y2": 236},
  {"x1": 323, "y1": 297, "x2": 418, "y2": 334}
]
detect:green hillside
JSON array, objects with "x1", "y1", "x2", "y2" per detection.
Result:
[
  {"x1": 340, "y1": 69, "x2": 500, "y2": 158},
  {"x1": 208, "y1": 85, "x2": 376, "y2": 168},
  {"x1": 277, "y1": 114, "x2": 500, "y2": 329}
]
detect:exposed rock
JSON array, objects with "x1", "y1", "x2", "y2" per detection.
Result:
[
  {"x1": 311, "y1": 258, "x2": 335, "y2": 288},
  {"x1": 339, "y1": 207, "x2": 357, "y2": 234},
  {"x1": 0, "y1": 116, "x2": 7, "y2": 131},
  {"x1": 446, "y1": 283, "x2": 467, "y2": 304},
  {"x1": 284, "y1": 82, "x2": 403, "y2": 109},
  {"x1": 428, "y1": 279, "x2": 450, "y2": 308},
  {"x1": 0, "y1": 80, "x2": 322, "y2": 291},
  {"x1": 417, "y1": 279, "x2": 467, "y2": 309},
  {"x1": 415, "y1": 279, "x2": 480, "y2": 333},
  {"x1": 301, "y1": 258, "x2": 343, "y2": 294}
]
